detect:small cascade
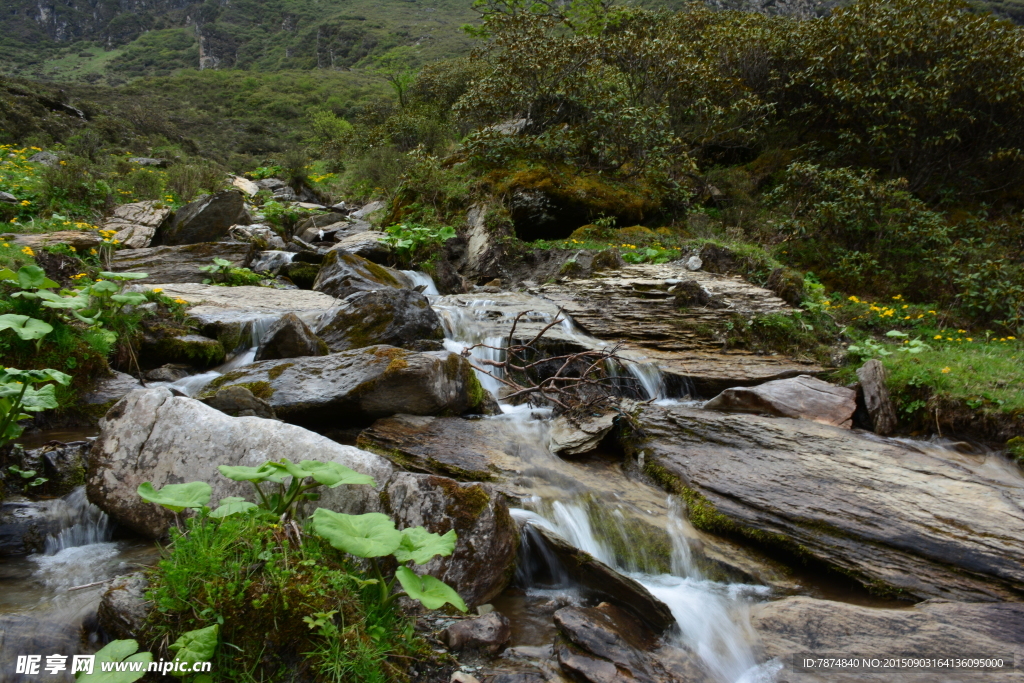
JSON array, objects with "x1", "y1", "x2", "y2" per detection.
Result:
[
  {"x1": 162, "y1": 315, "x2": 278, "y2": 397},
  {"x1": 625, "y1": 361, "x2": 668, "y2": 401},
  {"x1": 401, "y1": 270, "x2": 440, "y2": 296},
  {"x1": 515, "y1": 497, "x2": 776, "y2": 683},
  {"x1": 42, "y1": 487, "x2": 112, "y2": 555}
]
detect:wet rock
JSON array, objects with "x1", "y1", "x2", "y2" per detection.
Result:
[
  {"x1": 161, "y1": 190, "x2": 250, "y2": 245},
  {"x1": 548, "y1": 413, "x2": 615, "y2": 456},
  {"x1": 230, "y1": 224, "x2": 286, "y2": 250},
  {"x1": 528, "y1": 526, "x2": 674, "y2": 633},
  {"x1": 87, "y1": 388, "x2": 393, "y2": 537},
  {"x1": 251, "y1": 250, "x2": 296, "y2": 275},
  {"x1": 0, "y1": 191, "x2": 18, "y2": 203},
  {"x1": 855, "y1": 359, "x2": 897, "y2": 436},
  {"x1": 152, "y1": 283, "x2": 336, "y2": 334},
  {"x1": 9, "y1": 230, "x2": 102, "y2": 253},
  {"x1": 358, "y1": 414, "x2": 507, "y2": 481},
  {"x1": 279, "y1": 260, "x2": 320, "y2": 288},
  {"x1": 351, "y1": 200, "x2": 386, "y2": 219},
  {"x1": 254, "y1": 313, "x2": 328, "y2": 361},
  {"x1": 194, "y1": 345, "x2": 490, "y2": 429},
  {"x1": 0, "y1": 497, "x2": 58, "y2": 555},
  {"x1": 97, "y1": 573, "x2": 150, "y2": 640},
  {"x1": 144, "y1": 364, "x2": 191, "y2": 382},
  {"x1": 140, "y1": 332, "x2": 225, "y2": 368},
  {"x1": 537, "y1": 263, "x2": 822, "y2": 395},
  {"x1": 81, "y1": 370, "x2": 143, "y2": 409},
  {"x1": 480, "y1": 675, "x2": 546, "y2": 683},
  {"x1": 631, "y1": 403, "x2": 1024, "y2": 601},
  {"x1": 752, "y1": 596, "x2": 1024, "y2": 682},
  {"x1": 451, "y1": 674, "x2": 481, "y2": 683},
  {"x1": 256, "y1": 178, "x2": 287, "y2": 192},
  {"x1": 554, "y1": 604, "x2": 683, "y2": 683},
  {"x1": 385, "y1": 473, "x2": 518, "y2": 608},
  {"x1": 36, "y1": 441, "x2": 90, "y2": 495},
  {"x1": 105, "y1": 200, "x2": 172, "y2": 249},
  {"x1": 331, "y1": 231, "x2": 390, "y2": 262},
  {"x1": 313, "y1": 250, "x2": 413, "y2": 299},
  {"x1": 318, "y1": 288, "x2": 445, "y2": 353},
  {"x1": 766, "y1": 267, "x2": 805, "y2": 307},
  {"x1": 201, "y1": 385, "x2": 276, "y2": 419},
  {"x1": 441, "y1": 612, "x2": 512, "y2": 653},
  {"x1": 703, "y1": 375, "x2": 856, "y2": 428},
  {"x1": 295, "y1": 213, "x2": 347, "y2": 236},
  {"x1": 111, "y1": 242, "x2": 253, "y2": 283}
]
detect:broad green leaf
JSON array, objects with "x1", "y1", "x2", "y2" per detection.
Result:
[
  {"x1": 885, "y1": 330, "x2": 908, "y2": 338},
  {"x1": 213, "y1": 258, "x2": 233, "y2": 267},
  {"x1": 18, "y1": 384, "x2": 60, "y2": 412},
  {"x1": 0, "y1": 314, "x2": 53, "y2": 341},
  {"x1": 89, "y1": 280, "x2": 120, "y2": 295},
  {"x1": 209, "y1": 497, "x2": 258, "y2": 518},
  {"x1": 312, "y1": 508, "x2": 401, "y2": 558},
  {"x1": 169, "y1": 624, "x2": 219, "y2": 677},
  {"x1": 394, "y1": 566, "x2": 467, "y2": 612},
  {"x1": 0, "y1": 268, "x2": 17, "y2": 281},
  {"x1": 277, "y1": 457, "x2": 313, "y2": 480},
  {"x1": 218, "y1": 463, "x2": 286, "y2": 483},
  {"x1": 17, "y1": 265, "x2": 58, "y2": 290},
  {"x1": 299, "y1": 460, "x2": 375, "y2": 488},
  {"x1": 393, "y1": 527, "x2": 457, "y2": 565},
  {"x1": 99, "y1": 271, "x2": 149, "y2": 280},
  {"x1": 138, "y1": 481, "x2": 212, "y2": 512},
  {"x1": 76, "y1": 638, "x2": 152, "y2": 682}
]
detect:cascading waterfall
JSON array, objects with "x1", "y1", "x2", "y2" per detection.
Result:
[
  {"x1": 42, "y1": 487, "x2": 112, "y2": 555},
  {"x1": 401, "y1": 270, "x2": 440, "y2": 296},
  {"x1": 162, "y1": 315, "x2": 279, "y2": 397},
  {"x1": 424, "y1": 275, "x2": 777, "y2": 683}
]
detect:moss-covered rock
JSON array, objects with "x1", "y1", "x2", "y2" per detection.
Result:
[
  {"x1": 312, "y1": 250, "x2": 411, "y2": 299},
  {"x1": 318, "y1": 288, "x2": 444, "y2": 353}
]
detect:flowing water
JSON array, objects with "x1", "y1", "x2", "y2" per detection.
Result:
[
  {"x1": 431, "y1": 287, "x2": 781, "y2": 682},
  {"x1": 0, "y1": 487, "x2": 158, "y2": 682}
]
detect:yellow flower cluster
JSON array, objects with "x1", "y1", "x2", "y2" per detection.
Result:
[
  {"x1": 173, "y1": 298, "x2": 188, "y2": 305},
  {"x1": 21, "y1": 246, "x2": 34, "y2": 257},
  {"x1": 621, "y1": 243, "x2": 638, "y2": 249},
  {"x1": 71, "y1": 272, "x2": 89, "y2": 280}
]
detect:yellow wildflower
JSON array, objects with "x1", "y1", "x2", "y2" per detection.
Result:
[
  {"x1": 89, "y1": 248, "x2": 97, "y2": 255},
  {"x1": 966, "y1": 338, "x2": 973, "y2": 342},
  {"x1": 941, "y1": 367, "x2": 951, "y2": 374},
  {"x1": 933, "y1": 335, "x2": 942, "y2": 340},
  {"x1": 19, "y1": 200, "x2": 29, "y2": 206},
  {"x1": 1009, "y1": 336, "x2": 1017, "y2": 340},
  {"x1": 21, "y1": 246, "x2": 34, "y2": 257},
  {"x1": 152, "y1": 288, "x2": 163, "y2": 294}
]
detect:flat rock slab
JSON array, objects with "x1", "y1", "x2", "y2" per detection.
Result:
[
  {"x1": 8, "y1": 230, "x2": 101, "y2": 252},
  {"x1": 633, "y1": 404, "x2": 1024, "y2": 601},
  {"x1": 537, "y1": 263, "x2": 823, "y2": 395},
  {"x1": 704, "y1": 375, "x2": 856, "y2": 428},
  {"x1": 752, "y1": 596, "x2": 1024, "y2": 682},
  {"x1": 111, "y1": 242, "x2": 252, "y2": 283},
  {"x1": 147, "y1": 283, "x2": 338, "y2": 328}
]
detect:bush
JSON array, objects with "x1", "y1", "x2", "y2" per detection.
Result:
[{"x1": 166, "y1": 160, "x2": 224, "y2": 202}]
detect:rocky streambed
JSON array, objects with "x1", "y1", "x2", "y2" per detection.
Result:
[{"x1": 2, "y1": 245, "x2": 1023, "y2": 683}]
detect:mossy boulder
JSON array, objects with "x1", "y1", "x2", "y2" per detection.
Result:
[
  {"x1": 279, "y1": 261, "x2": 320, "y2": 289},
  {"x1": 141, "y1": 331, "x2": 225, "y2": 368},
  {"x1": 318, "y1": 288, "x2": 444, "y2": 353},
  {"x1": 194, "y1": 345, "x2": 490, "y2": 429},
  {"x1": 312, "y1": 250, "x2": 413, "y2": 299},
  {"x1": 253, "y1": 313, "x2": 328, "y2": 361}
]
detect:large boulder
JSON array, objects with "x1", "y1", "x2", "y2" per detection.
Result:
[
  {"x1": 87, "y1": 387, "x2": 396, "y2": 538},
  {"x1": 385, "y1": 472, "x2": 518, "y2": 607},
  {"x1": 81, "y1": 370, "x2": 144, "y2": 411},
  {"x1": 0, "y1": 497, "x2": 59, "y2": 555},
  {"x1": 161, "y1": 190, "x2": 249, "y2": 245},
  {"x1": 111, "y1": 242, "x2": 252, "y2": 284},
  {"x1": 253, "y1": 312, "x2": 328, "y2": 361},
  {"x1": 86, "y1": 388, "x2": 517, "y2": 606},
  {"x1": 9, "y1": 230, "x2": 101, "y2": 253},
  {"x1": 703, "y1": 375, "x2": 857, "y2": 428},
  {"x1": 105, "y1": 200, "x2": 172, "y2": 249},
  {"x1": 330, "y1": 231, "x2": 390, "y2": 262},
  {"x1": 752, "y1": 596, "x2": 1024, "y2": 682},
  {"x1": 554, "y1": 604, "x2": 685, "y2": 683},
  {"x1": 195, "y1": 345, "x2": 490, "y2": 429},
  {"x1": 313, "y1": 250, "x2": 413, "y2": 299},
  {"x1": 97, "y1": 573, "x2": 150, "y2": 640},
  {"x1": 317, "y1": 288, "x2": 445, "y2": 353},
  {"x1": 628, "y1": 403, "x2": 1024, "y2": 601}
]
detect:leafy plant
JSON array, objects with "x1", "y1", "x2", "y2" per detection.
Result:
[
  {"x1": 199, "y1": 258, "x2": 263, "y2": 286},
  {"x1": 75, "y1": 639, "x2": 152, "y2": 683},
  {"x1": 7, "y1": 464, "x2": 47, "y2": 489},
  {"x1": 217, "y1": 458, "x2": 375, "y2": 519},
  {"x1": 0, "y1": 367, "x2": 72, "y2": 450},
  {"x1": 379, "y1": 223, "x2": 456, "y2": 267}
]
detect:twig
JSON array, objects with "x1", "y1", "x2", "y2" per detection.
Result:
[{"x1": 68, "y1": 577, "x2": 116, "y2": 592}]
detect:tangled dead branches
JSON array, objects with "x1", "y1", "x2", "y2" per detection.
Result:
[{"x1": 458, "y1": 311, "x2": 651, "y2": 414}]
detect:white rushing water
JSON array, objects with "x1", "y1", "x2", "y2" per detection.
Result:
[{"x1": 427, "y1": 280, "x2": 779, "y2": 683}]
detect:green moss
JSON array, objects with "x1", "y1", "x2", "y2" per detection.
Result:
[
  {"x1": 464, "y1": 371, "x2": 488, "y2": 411},
  {"x1": 430, "y1": 477, "x2": 491, "y2": 528},
  {"x1": 239, "y1": 381, "x2": 275, "y2": 401},
  {"x1": 152, "y1": 335, "x2": 226, "y2": 367},
  {"x1": 267, "y1": 363, "x2": 294, "y2": 380},
  {"x1": 196, "y1": 369, "x2": 247, "y2": 399},
  {"x1": 1008, "y1": 437, "x2": 1024, "y2": 465}
]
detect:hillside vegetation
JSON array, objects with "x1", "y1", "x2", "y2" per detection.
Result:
[{"x1": 1, "y1": 0, "x2": 1022, "y2": 444}]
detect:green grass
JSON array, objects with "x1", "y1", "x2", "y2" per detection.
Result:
[{"x1": 144, "y1": 513, "x2": 439, "y2": 683}]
